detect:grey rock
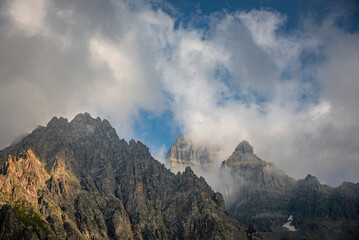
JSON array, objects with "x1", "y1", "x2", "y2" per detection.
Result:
[
  {"x1": 165, "y1": 136, "x2": 217, "y2": 173},
  {"x1": 221, "y1": 141, "x2": 295, "y2": 232},
  {"x1": 0, "y1": 113, "x2": 249, "y2": 240},
  {"x1": 167, "y1": 137, "x2": 359, "y2": 239},
  {"x1": 0, "y1": 205, "x2": 40, "y2": 240},
  {"x1": 221, "y1": 141, "x2": 359, "y2": 239}
]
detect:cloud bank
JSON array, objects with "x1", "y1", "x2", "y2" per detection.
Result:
[{"x1": 0, "y1": 0, "x2": 358, "y2": 186}]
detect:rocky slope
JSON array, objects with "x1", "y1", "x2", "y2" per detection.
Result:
[
  {"x1": 165, "y1": 136, "x2": 216, "y2": 173},
  {"x1": 221, "y1": 141, "x2": 296, "y2": 232},
  {"x1": 166, "y1": 138, "x2": 359, "y2": 239},
  {"x1": 222, "y1": 141, "x2": 359, "y2": 239},
  {"x1": 0, "y1": 113, "x2": 249, "y2": 240}
]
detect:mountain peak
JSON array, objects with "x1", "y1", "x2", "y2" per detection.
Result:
[
  {"x1": 304, "y1": 174, "x2": 320, "y2": 185},
  {"x1": 234, "y1": 140, "x2": 254, "y2": 154},
  {"x1": 68, "y1": 113, "x2": 113, "y2": 132},
  {"x1": 175, "y1": 136, "x2": 185, "y2": 142},
  {"x1": 71, "y1": 112, "x2": 100, "y2": 124},
  {"x1": 47, "y1": 116, "x2": 69, "y2": 128},
  {"x1": 222, "y1": 140, "x2": 264, "y2": 167},
  {"x1": 171, "y1": 136, "x2": 187, "y2": 148},
  {"x1": 184, "y1": 166, "x2": 195, "y2": 177},
  {"x1": 165, "y1": 136, "x2": 214, "y2": 173},
  {"x1": 0, "y1": 114, "x2": 249, "y2": 239}
]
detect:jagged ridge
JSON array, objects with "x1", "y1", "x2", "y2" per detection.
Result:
[
  {"x1": 166, "y1": 138, "x2": 359, "y2": 239},
  {"x1": 0, "y1": 113, "x2": 249, "y2": 240}
]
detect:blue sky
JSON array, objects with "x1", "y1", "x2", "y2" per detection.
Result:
[
  {"x1": 167, "y1": 0, "x2": 359, "y2": 30},
  {"x1": 132, "y1": 0, "x2": 359, "y2": 165},
  {"x1": 0, "y1": 0, "x2": 358, "y2": 186}
]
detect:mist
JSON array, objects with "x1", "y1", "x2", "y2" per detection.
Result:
[{"x1": 1, "y1": 0, "x2": 359, "y2": 186}]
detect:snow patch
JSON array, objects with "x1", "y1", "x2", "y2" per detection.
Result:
[{"x1": 282, "y1": 215, "x2": 297, "y2": 231}]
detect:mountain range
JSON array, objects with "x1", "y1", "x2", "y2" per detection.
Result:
[
  {"x1": 1, "y1": 113, "x2": 358, "y2": 240},
  {"x1": 166, "y1": 137, "x2": 359, "y2": 240},
  {"x1": 0, "y1": 113, "x2": 253, "y2": 240}
]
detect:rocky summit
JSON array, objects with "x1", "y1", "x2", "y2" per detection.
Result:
[
  {"x1": 222, "y1": 141, "x2": 359, "y2": 239},
  {"x1": 166, "y1": 138, "x2": 359, "y2": 240},
  {"x1": 221, "y1": 141, "x2": 297, "y2": 232},
  {"x1": 0, "y1": 113, "x2": 249, "y2": 240},
  {"x1": 165, "y1": 136, "x2": 216, "y2": 173}
]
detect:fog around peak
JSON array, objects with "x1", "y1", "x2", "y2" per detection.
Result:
[{"x1": 0, "y1": 0, "x2": 358, "y2": 186}]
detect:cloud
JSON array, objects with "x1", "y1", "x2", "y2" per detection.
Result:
[
  {"x1": 6, "y1": 0, "x2": 47, "y2": 36},
  {"x1": 0, "y1": 0, "x2": 169, "y2": 142},
  {"x1": 150, "y1": 144, "x2": 167, "y2": 164},
  {"x1": 159, "y1": 7, "x2": 359, "y2": 186},
  {"x1": 0, "y1": 0, "x2": 358, "y2": 186},
  {"x1": 88, "y1": 35, "x2": 165, "y2": 136}
]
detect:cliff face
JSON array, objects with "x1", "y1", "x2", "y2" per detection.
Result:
[
  {"x1": 221, "y1": 141, "x2": 359, "y2": 240},
  {"x1": 165, "y1": 136, "x2": 216, "y2": 173},
  {"x1": 0, "y1": 113, "x2": 248, "y2": 240},
  {"x1": 166, "y1": 138, "x2": 359, "y2": 239},
  {"x1": 221, "y1": 141, "x2": 296, "y2": 232}
]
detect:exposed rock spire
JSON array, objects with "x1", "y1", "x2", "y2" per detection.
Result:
[
  {"x1": 234, "y1": 141, "x2": 254, "y2": 154},
  {"x1": 165, "y1": 136, "x2": 215, "y2": 173}
]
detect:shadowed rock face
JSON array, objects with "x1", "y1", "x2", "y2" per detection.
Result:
[
  {"x1": 222, "y1": 141, "x2": 264, "y2": 167},
  {"x1": 221, "y1": 141, "x2": 296, "y2": 232},
  {"x1": 0, "y1": 113, "x2": 248, "y2": 240},
  {"x1": 0, "y1": 204, "x2": 41, "y2": 240},
  {"x1": 221, "y1": 141, "x2": 359, "y2": 240},
  {"x1": 234, "y1": 141, "x2": 253, "y2": 154},
  {"x1": 166, "y1": 138, "x2": 359, "y2": 239}
]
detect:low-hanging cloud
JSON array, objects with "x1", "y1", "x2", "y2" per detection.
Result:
[{"x1": 0, "y1": 0, "x2": 358, "y2": 186}]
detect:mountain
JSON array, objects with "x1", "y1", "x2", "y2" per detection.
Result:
[
  {"x1": 165, "y1": 136, "x2": 217, "y2": 173},
  {"x1": 0, "y1": 113, "x2": 251, "y2": 240},
  {"x1": 167, "y1": 138, "x2": 359, "y2": 240},
  {"x1": 221, "y1": 141, "x2": 296, "y2": 232},
  {"x1": 221, "y1": 141, "x2": 359, "y2": 239}
]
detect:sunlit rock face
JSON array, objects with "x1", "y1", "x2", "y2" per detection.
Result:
[
  {"x1": 165, "y1": 136, "x2": 217, "y2": 173},
  {"x1": 0, "y1": 113, "x2": 249, "y2": 240}
]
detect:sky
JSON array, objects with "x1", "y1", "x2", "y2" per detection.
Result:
[{"x1": 0, "y1": 0, "x2": 358, "y2": 186}]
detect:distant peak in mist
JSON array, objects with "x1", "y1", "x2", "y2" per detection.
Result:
[{"x1": 234, "y1": 140, "x2": 254, "y2": 154}]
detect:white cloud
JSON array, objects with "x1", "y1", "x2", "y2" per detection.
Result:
[
  {"x1": 237, "y1": 10, "x2": 306, "y2": 69},
  {"x1": 7, "y1": 0, "x2": 47, "y2": 36},
  {"x1": 88, "y1": 35, "x2": 165, "y2": 137},
  {"x1": 0, "y1": 0, "x2": 358, "y2": 186},
  {"x1": 158, "y1": 9, "x2": 359, "y2": 186},
  {"x1": 150, "y1": 144, "x2": 167, "y2": 164},
  {"x1": 238, "y1": 9, "x2": 284, "y2": 48}
]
